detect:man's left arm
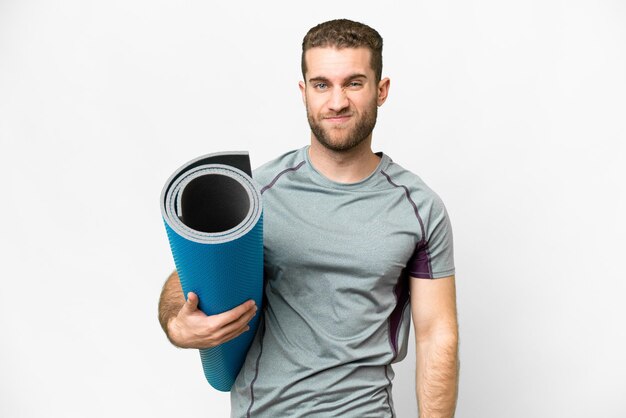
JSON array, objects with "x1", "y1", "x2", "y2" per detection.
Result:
[{"x1": 410, "y1": 274, "x2": 459, "y2": 418}]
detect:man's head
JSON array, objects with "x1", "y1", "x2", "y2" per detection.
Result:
[
  {"x1": 299, "y1": 19, "x2": 389, "y2": 153},
  {"x1": 301, "y1": 19, "x2": 383, "y2": 83}
]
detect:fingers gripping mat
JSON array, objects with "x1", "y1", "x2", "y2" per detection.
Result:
[{"x1": 160, "y1": 151, "x2": 263, "y2": 391}]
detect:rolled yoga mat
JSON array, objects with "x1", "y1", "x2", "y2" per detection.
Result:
[{"x1": 160, "y1": 151, "x2": 263, "y2": 392}]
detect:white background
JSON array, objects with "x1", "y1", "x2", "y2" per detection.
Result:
[{"x1": 1, "y1": 1, "x2": 624, "y2": 417}]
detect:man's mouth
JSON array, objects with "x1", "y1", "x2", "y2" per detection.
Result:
[{"x1": 323, "y1": 114, "x2": 352, "y2": 123}]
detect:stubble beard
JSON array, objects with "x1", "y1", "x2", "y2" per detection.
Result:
[{"x1": 307, "y1": 100, "x2": 378, "y2": 153}]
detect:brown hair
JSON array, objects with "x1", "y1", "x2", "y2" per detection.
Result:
[{"x1": 301, "y1": 19, "x2": 383, "y2": 82}]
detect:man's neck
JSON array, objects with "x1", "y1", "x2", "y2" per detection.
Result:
[{"x1": 308, "y1": 136, "x2": 381, "y2": 184}]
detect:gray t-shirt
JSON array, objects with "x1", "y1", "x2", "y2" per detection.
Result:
[{"x1": 230, "y1": 146, "x2": 455, "y2": 417}]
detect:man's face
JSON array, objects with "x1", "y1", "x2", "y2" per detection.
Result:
[{"x1": 299, "y1": 47, "x2": 389, "y2": 152}]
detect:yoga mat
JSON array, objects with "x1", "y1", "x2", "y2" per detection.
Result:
[{"x1": 160, "y1": 151, "x2": 263, "y2": 392}]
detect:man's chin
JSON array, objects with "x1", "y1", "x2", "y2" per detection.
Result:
[{"x1": 317, "y1": 136, "x2": 364, "y2": 152}]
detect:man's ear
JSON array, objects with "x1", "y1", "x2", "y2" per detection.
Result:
[
  {"x1": 299, "y1": 81, "x2": 306, "y2": 105},
  {"x1": 377, "y1": 77, "x2": 390, "y2": 106}
]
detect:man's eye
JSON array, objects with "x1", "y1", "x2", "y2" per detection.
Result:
[
  {"x1": 314, "y1": 83, "x2": 328, "y2": 89},
  {"x1": 348, "y1": 81, "x2": 362, "y2": 87}
]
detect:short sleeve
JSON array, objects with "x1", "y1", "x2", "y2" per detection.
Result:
[{"x1": 407, "y1": 196, "x2": 455, "y2": 279}]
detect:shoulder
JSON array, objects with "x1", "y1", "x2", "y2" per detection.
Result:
[
  {"x1": 252, "y1": 147, "x2": 307, "y2": 190},
  {"x1": 380, "y1": 156, "x2": 446, "y2": 212}
]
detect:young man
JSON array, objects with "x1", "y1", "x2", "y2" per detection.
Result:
[{"x1": 159, "y1": 19, "x2": 459, "y2": 418}]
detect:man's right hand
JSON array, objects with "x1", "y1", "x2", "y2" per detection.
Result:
[{"x1": 167, "y1": 292, "x2": 258, "y2": 349}]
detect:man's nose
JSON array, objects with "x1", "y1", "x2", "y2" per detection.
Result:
[{"x1": 328, "y1": 87, "x2": 349, "y2": 112}]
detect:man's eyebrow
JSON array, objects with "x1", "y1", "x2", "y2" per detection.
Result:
[
  {"x1": 345, "y1": 73, "x2": 368, "y2": 80},
  {"x1": 308, "y1": 76, "x2": 330, "y2": 84},
  {"x1": 307, "y1": 73, "x2": 369, "y2": 84}
]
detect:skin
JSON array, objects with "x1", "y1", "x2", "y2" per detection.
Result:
[
  {"x1": 158, "y1": 270, "x2": 257, "y2": 349},
  {"x1": 158, "y1": 45, "x2": 459, "y2": 417},
  {"x1": 299, "y1": 47, "x2": 390, "y2": 183},
  {"x1": 411, "y1": 275, "x2": 459, "y2": 418}
]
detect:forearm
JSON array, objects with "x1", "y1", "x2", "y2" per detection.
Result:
[
  {"x1": 415, "y1": 333, "x2": 459, "y2": 418},
  {"x1": 158, "y1": 270, "x2": 185, "y2": 341}
]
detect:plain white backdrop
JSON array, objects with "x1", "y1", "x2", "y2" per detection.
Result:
[{"x1": 1, "y1": 1, "x2": 624, "y2": 417}]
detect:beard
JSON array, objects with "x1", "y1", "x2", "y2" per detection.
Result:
[{"x1": 306, "y1": 99, "x2": 378, "y2": 152}]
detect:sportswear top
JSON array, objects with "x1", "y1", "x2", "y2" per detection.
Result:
[{"x1": 230, "y1": 146, "x2": 455, "y2": 418}]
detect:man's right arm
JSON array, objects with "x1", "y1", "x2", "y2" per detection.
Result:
[{"x1": 158, "y1": 270, "x2": 258, "y2": 349}]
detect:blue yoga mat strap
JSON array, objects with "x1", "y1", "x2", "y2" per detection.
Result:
[{"x1": 161, "y1": 151, "x2": 264, "y2": 391}]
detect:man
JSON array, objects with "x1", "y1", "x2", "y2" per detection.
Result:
[{"x1": 159, "y1": 19, "x2": 459, "y2": 418}]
